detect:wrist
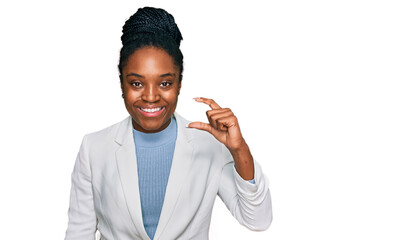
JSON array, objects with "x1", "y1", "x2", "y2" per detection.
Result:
[
  {"x1": 229, "y1": 140, "x2": 250, "y2": 157},
  {"x1": 230, "y1": 141, "x2": 254, "y2": 180}
]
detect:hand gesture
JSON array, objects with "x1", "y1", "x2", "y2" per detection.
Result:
[
  {"x1": 187, "y1": 97, "x2": 245, "y2": 152},
  {"x1": 187, "y1": 97, "x2": 254, "y2": 180}
]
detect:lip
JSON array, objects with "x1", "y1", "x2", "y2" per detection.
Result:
[{"x1": 137, "y1": 106, "x2": 166, "y2": 117}]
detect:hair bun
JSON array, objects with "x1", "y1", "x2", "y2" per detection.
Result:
[{"x1": 121, "y1": 7, "x2": 183, "y2": 46}]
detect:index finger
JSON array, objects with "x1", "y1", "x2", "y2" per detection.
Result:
[{"x1": 193, "y1": 97, "x2": 222, "y2": 110}]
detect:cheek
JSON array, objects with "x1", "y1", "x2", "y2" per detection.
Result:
[
  {"x1": 124, "y1": 91, "x2": 139, "y2": 107},
  {"x1": 124, "y1": 86, "x2": 139, "y2": 97},
  {"x1": 166, "y1": 90, "x2": 179, "y2": 104}
]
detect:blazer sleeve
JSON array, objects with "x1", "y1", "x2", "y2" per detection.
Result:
[
  {"x1": 65, "y1": 135, "x2": 97, "y2": 240},
  {"x1": 217, "y1": 147, "x2": 273, "y2": 231}
]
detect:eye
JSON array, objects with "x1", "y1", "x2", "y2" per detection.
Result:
[
  {"x1": 131, "y1": 82, "x2": 143, "y2": 88},
  {"x1": 160, "y1": 81, "x2": 173, "y2": 87}
]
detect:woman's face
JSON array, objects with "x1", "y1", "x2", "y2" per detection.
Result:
[{"x1": 121, "y1": 47, "x2": 181, "y2": 133}]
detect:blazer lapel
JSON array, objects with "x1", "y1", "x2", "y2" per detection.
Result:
[
  {"x1": 115, "y1": 117, "x2": 150, "y2": 240},
  {"x1": 153, "y1": 113, "x2": 194, "y2": 239}
]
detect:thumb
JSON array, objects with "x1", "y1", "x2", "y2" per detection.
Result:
[{"x1": 187, "y1": 121, "x2": 213, "y2": 134}]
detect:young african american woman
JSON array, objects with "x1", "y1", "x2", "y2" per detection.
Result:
[{"x1": 65, "y1": 7, "x2": 272, "y2": 240}]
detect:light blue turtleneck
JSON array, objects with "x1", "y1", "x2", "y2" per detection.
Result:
[{"x1": 132, "y1": 117, "x2": 177, "y2": 240}]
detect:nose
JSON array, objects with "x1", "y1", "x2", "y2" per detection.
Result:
[{"x1": 141, "y1": 84, "x2": 160, "y2": 103}]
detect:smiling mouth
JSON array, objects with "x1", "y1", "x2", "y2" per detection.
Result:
[
  {"x1": 137, "y1": 106, "x2": 166, "y2": 117},
  {"x1": 139, "y1": 107, "x2": 164, "y2": 113}
]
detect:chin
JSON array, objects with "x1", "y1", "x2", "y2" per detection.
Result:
[{"x1": 133, "y1": 117, "x2": 170, "y2": 133}]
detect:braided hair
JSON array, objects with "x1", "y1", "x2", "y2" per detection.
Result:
[{"x1": 118, "y1": 7, "x2": 184, "y2": 83}]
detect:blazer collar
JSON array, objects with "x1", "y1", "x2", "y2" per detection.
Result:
[
  {"x1": 114, "y1": 116, "x2": 148, "y2": 239},
  {"x1": 114, "y1": 112, "x2": 194, "y2": 239}
]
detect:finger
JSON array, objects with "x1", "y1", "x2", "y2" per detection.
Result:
[
  {"x1": 186, "y1": 121, "x2": 215, "y2": 134},
  {"x1": 206, "y1": 108, "x2": 232, "y2": 117},
  {"x1": 216, "y1": 115, "x2": 238, "y2": 131},
  {"x1": 206, "y1": 108, "x2": 232, "y2": 129},
  {"x1": 207, "y1": 109, "x2": 234, "y2": 130},
  {"x1": 217, "y1": 121, "x2": 228, "y2": 132},
  {"x1": 187, "y1": 121, "x2": 226, "y2": 144},
  {"x1": 194, "y1": 97, "x2": 222, "y2": 110}
]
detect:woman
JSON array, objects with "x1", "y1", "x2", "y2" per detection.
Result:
[{"x1": 65, "y1": 7, "x2": 272, "y2": 240}]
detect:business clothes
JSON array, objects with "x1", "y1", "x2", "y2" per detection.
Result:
[{"x1": 65, "y1": 113, "x2": 272, "y2": 240}]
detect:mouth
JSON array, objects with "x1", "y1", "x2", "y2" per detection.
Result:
[{"x1": 137, "y1": 106, "x2": 165, "y2": 117}]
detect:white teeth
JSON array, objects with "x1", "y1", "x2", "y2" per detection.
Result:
[{"x1": 140, "y1": 107, "x2": 162, "y2": 113}]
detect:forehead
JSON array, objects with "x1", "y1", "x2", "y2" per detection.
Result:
[{"x1": 123, "y1": 47, "x2": 178, "y2": 76}]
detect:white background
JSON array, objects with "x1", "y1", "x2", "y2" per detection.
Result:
[{"x1": 0, "y1": 0, "x2": 414, "y2": 239}]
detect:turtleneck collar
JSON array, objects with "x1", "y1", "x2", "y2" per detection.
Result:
[{"x1": 132, "y1": 117, "x2": 177, "y2": 148}]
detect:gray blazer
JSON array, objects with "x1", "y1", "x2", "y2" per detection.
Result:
[{"x1": 65, "y1": 113, "x2": 272, "y2": 240}]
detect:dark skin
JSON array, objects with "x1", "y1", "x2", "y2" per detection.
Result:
[
  {"x1": 121, "y1": 47, "x2": 181, "y2": 133},
  {"x1": 121, "y1": 47, "x2": 254, "y2": 180}
]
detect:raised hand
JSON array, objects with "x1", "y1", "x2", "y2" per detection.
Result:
[{"x1": 187, "y1": 97, "x2": 254, "y2": 180}]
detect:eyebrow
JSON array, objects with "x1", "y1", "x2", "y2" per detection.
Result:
[
  {"x1": 160, "y1": 73, "x2": 176, "y2": 78},
  {"x1": 126, "y1": 73, "x2": 144, "y2": 78},
  {"x1": 125, "y1": 73, "x2": 176, "y2": 78}
]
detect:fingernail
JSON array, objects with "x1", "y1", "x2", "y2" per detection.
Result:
[
  {"x1": 185, "y1": 123, "x2": 190, "y2": 128},
  {"x1": 193, "y1": 97, "x2": 201, "y2": 101}
]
